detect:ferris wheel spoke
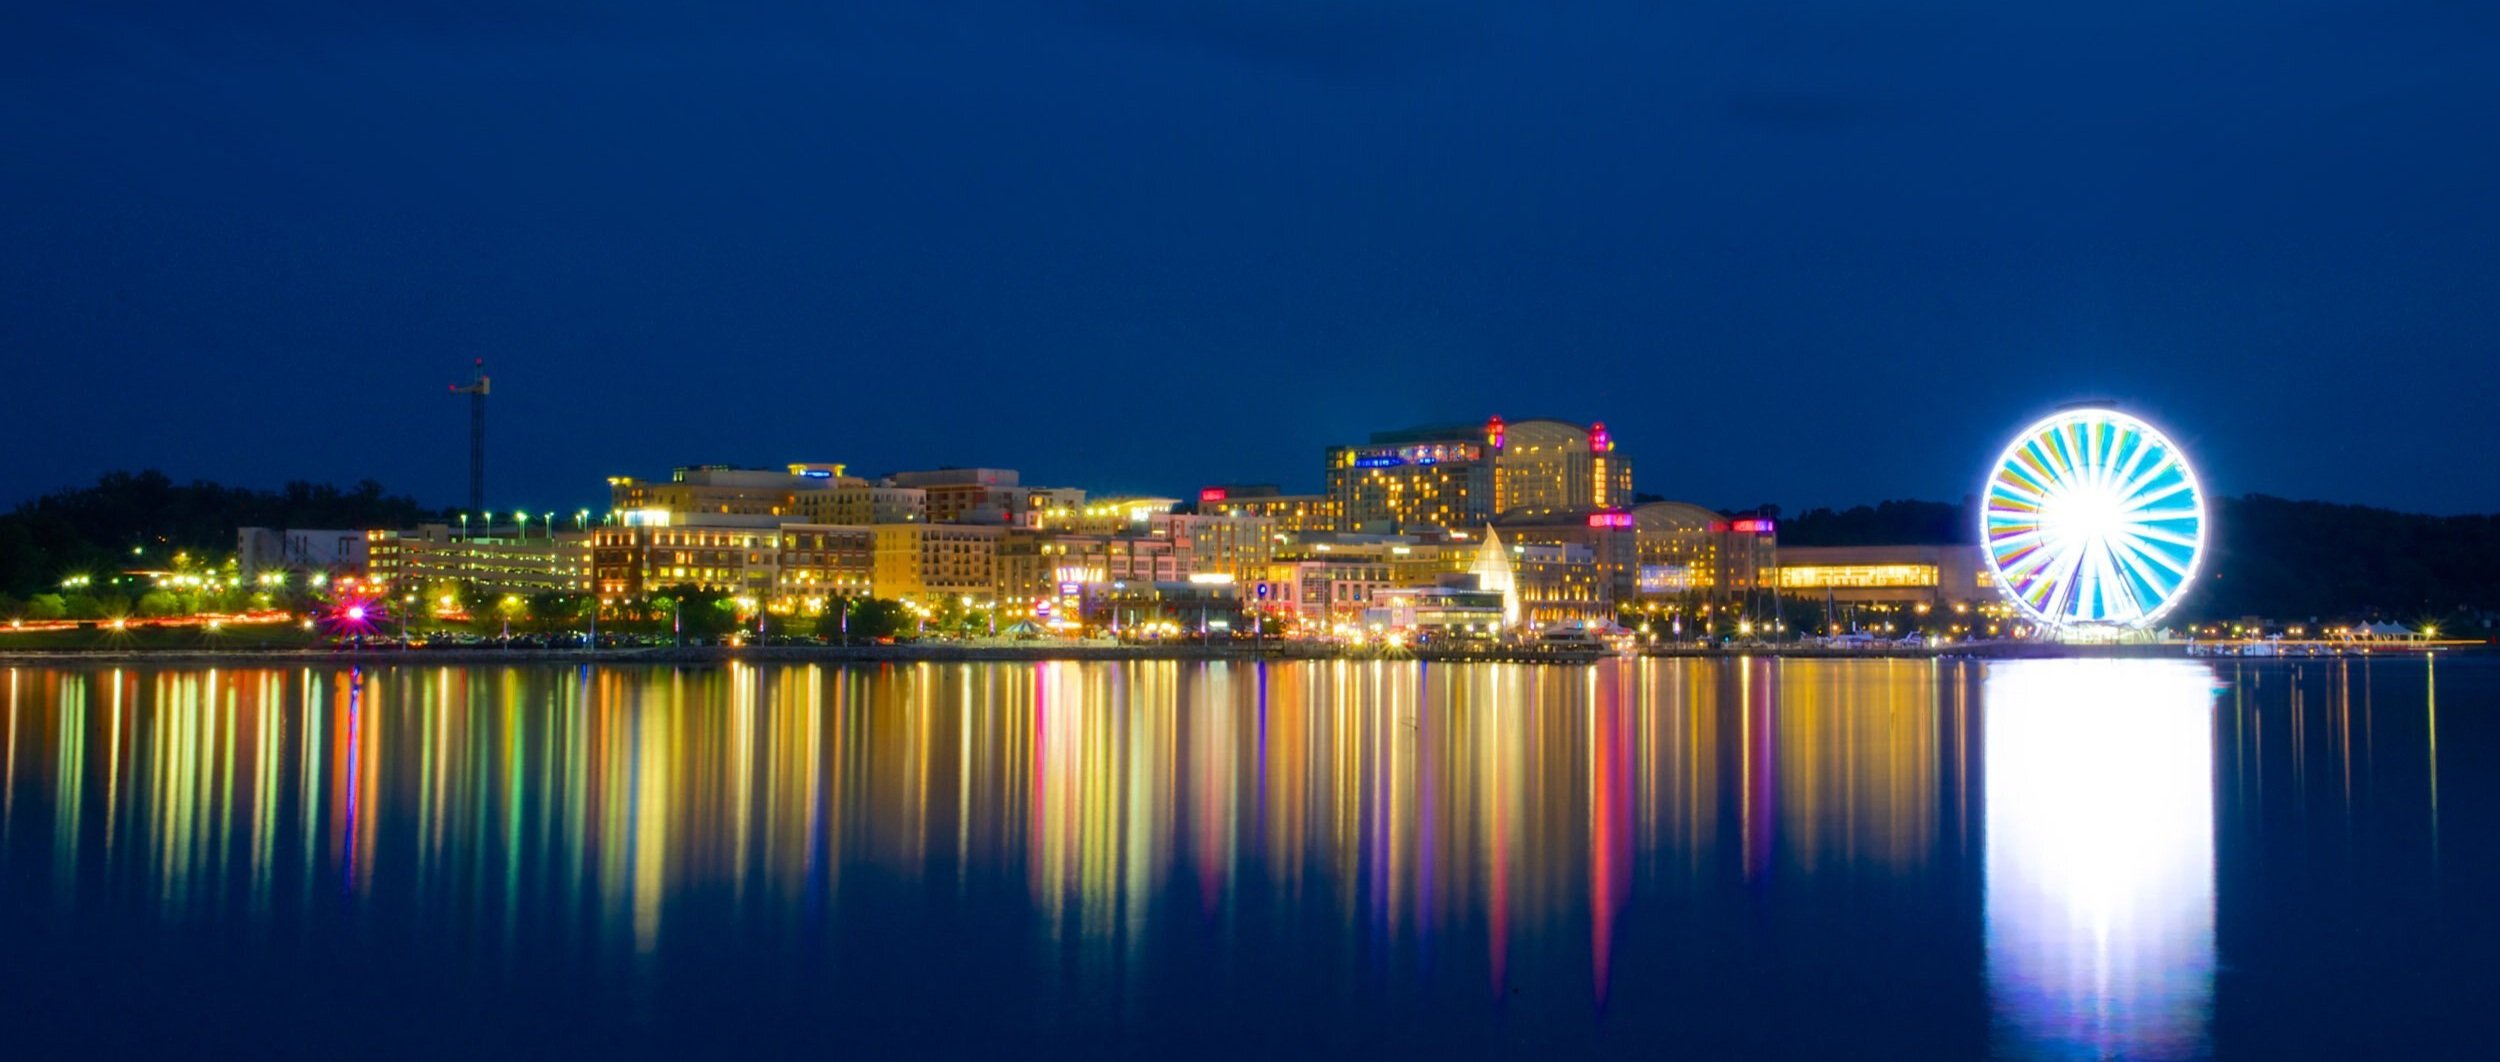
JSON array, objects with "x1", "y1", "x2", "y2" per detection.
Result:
[
  {"x1": 2111, "y1": 531, "x2": 2193, "y2": 579},
  {"x1": 2124, "y1": 477, "x2": 2194, "y2": 513},
  {"x1": 2109, "y1": 535, "x2": 2183, "y2": 593}
]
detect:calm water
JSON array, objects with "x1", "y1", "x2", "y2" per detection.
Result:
[{"x1": 0, "y1": 657, "x2": 2491, "y2": 1058}]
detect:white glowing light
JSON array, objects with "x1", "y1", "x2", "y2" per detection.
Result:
[
  {"x1": 1981, "y1": 408, "x2": 2205, "y2": 630},
  {"x1": 1985, "y1": 660, "x2": 2217, "y2": 1058}
]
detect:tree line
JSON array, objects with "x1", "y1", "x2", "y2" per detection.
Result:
[{"x1": 0, "y1": 471, "x2": 434, "y2": 596}]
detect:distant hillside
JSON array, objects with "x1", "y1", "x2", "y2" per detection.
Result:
[
  {"x1": 1778, "y1": 495, "x2": 2500, "y2": 623},
  {"x1": 0, "y1": 471, "x2": 436, "y2": 595}
]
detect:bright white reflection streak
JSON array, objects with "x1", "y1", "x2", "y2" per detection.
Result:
[{"x1": 1986, "y1": 660, "x2": 2217, "y2": 1060}]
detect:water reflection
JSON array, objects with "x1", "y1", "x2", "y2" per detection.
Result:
[
  {"x1": 0, "y1": 657, "x2": 2465, "y2": 1055},
  {"x1": 1985, "y1": 660, "x2": 2218, "y2": 1059}
]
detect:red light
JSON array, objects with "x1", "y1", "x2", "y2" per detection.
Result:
[
  {"x1": 345, "y1": 605, "x2": 367, "y2": 622},
  {"x1": 1731, "y1": 518, "x2": 1774, "y2": 534},
  {"x1": 1200, "y1": 488, "x2": 1227, "y2": 503},
  {"x1": 1585, "y1": 512, "x2": 1633, "y2": 529}
]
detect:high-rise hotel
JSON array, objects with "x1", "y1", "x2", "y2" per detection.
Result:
[{"x1": 1321, "y1": 415, "x2": 1633, "y2": 533}]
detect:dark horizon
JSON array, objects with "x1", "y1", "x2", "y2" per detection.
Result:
[{"x1": 6, "y1": 4, "x2": 2497, "y2": 515}]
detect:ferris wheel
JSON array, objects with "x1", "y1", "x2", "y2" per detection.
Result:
[{"x1": 1980, "y1": 408, "x2": 2206, "y2": 631}]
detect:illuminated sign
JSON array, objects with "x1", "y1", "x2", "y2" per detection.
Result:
[
  {"x1": 798, "y1": 470, "x2": 832, "y2": 479},
  {"x1": 1200, "y1": 487, "x2": 1227, "y2": 503},
  {"x1": 1586, "y1": 511, "x2": 1633, "y2": 529},
  {"x1": 1353, "y1": 443, "x2": 1481, "y2": 469},
  {"x1": 1639, "y1": 564, "x2": 1694, "y2": 592},
  {"x1": 1711, "y1": 518, "x2": 1776, "y2": 534}
]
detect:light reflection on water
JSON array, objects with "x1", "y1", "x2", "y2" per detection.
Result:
[
  {"x1": 1984, "y1": 661, "x2": 2217, "y2": 1059},
  {"x1": 0, "y1": 657, "x2": 2468, "y2": 1056}
]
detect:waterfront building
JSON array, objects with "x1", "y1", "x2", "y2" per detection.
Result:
[
  {"x1": 1198, "y1": 485, "x2": 1338, "y2": 534},
  {"x1": 368, "y1": 524, "x2": 589, "y2": 595},
  {"x1": 994, "y1": 529, "x2": 1187, "y2": 606},
  {"x1": 1775, "y1": 544, "x2": 2000, "y2": 634},
  {"x1": 591, "y1": 513, "x2": 783, "y2": 601},
  {"x1": 1367, "y1": 586, "x2": 1509, "y2": 637},
  {"x1": 771, "y1": 524, "x2": 875, "y2": 607},
  {"x1": 237, "y1": 527, "x2": 369, "y2": 578},
  {"x1": 792, "y1": 483, "x2": 926, "y2": 526},
  {"x1": 1495, "y1": 510, "x2": 1639, "y2": 609},
  {"x1": 1490, "y1": 417, "x2": 1635, "y2": 515},
  {"x1": 1037, "y1": 496, "x2": 1182, "y2": 534},
  {"x1": 1631, "y1": 501, "x2": 1778, "y2": 611},
  {"x1": 1148, "y1": 513, "x2": 1276, "y2": 584},
  {"x1": 1510, "y1": 540, "x2": 1609, "y2": 628},
  {"x1": 885, "y1": 468, "x2": 1060, "y2": 525},
  {"x1": 1258, "y1": 557, "x2": 1395, "y2": 622},
  {"x1": 871, "y1": 523, "x2": 1004, "y2": 604},
  {"x1": 608, "y1": 464, "x2": 848, "y2": 521},
  {"x1": 1325, "y1": 422, "x2": 1499, "y2": 533}
]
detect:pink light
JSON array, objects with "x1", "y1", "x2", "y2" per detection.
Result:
[
  {"x1": 345, "y1": 605, "x2": 367, "y2": 622},
  {"x1": 1200, "y1": 488, "x2": 1227, "y2": 503},
  {"x1": 1586, "y1": 512, "x2": 1633, "y2": 529}
]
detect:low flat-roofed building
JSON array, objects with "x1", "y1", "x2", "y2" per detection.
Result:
[
  {"x1": 1367, "y1": 586, "x2": 1508, "y2": 637},
  {"x1": 1775, "y1": 544, "x2": 1991, "y2": 608},
  {"x1": 240, "y1": 527, "x2": 369, "y2": 577},
  {"x1": 369, "y1": 524, "x2": 588, "y2": 595}
]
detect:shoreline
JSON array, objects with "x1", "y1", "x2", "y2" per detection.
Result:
[{"x1": 0, "y1": 639, "x2": 2473, "y2": 669}]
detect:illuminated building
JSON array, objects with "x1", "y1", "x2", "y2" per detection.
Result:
[
  {"x1": 1631, "y1": 501, "x2": 1777, "y2": 610},
  {"x1": 368, "y1": 523, "x2": 589, "y2": 595},
  {"x1": 1258, "y1": 558, "x2": 1394, "y2": 621},
  {"x1": 1491, "y1": 417, "x2": 1635, "y2": 515},
  {"x1": 592, "y1": 514, "x2": 782, "y2": 600},
  {"x1": 886, "y1": 468, "x2": 1074, "y2": 526},
  {"x1": 1366, "y1": 586, "x2": 1509, "y2": 635},
  {"x1": 994, "y1": 530, "x2": 1186, "y2": 605},
  {"x1": 871, "y1": 523, "x2": 1004, "y2": 604},
  {"x1": 1509, "y1": 540, "x2": 1607, "y2": 628},
  {"x1": 1325, "y1": 416, "x2": 1635, "y2": 533},
  {"x1": 1325, "y1": 423, "x2": 1498, "y2": 533},
  {"x1": 1151, "y1": 513, "x2": 1275, "y2": 584},
  {"x1": 1036, "y1": 496, "x2": 1182, "y2": 534},
  {"x1": 1198, "y1": 485, "x2": 1337, "y2": 534},
  {"x1": 994, "y1": 514, "x2": 1272, "y2": 613},
  {"x1": 608, "y1": 464, "x2": 850, "y2": 521},
  {"x1": 237, "y1": 527, "x2": 369, "y2": 578},
  {"x1": 1774, "y1": 545, "x2": 1991, "y2": 607},
  {"x1": 771, "y1": 525, "x2": 874, "y2": 604},
  {"x1": 1494, "y1": 510, "x2": 1639, "y2": 608},
  {"x1": 792, "y1": 483, "x2": 926, "y2": 525}
]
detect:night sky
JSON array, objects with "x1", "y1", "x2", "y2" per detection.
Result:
[{"x1": 5, "y1": 4, "x2": 2496, "y2": 516}]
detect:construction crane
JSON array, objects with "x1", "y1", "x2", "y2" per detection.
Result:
[{"x1": 449, "y1": 358, "x2": 489, "y2": 515}]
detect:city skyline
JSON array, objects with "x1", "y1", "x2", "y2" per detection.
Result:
[{"x1": 6, "y1": 4, "x2": 2500, "y2": 515}]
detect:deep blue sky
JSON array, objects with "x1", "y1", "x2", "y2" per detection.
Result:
[{"x1": 5, "y1": 3, "x2": 2496, "y2": 516}]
